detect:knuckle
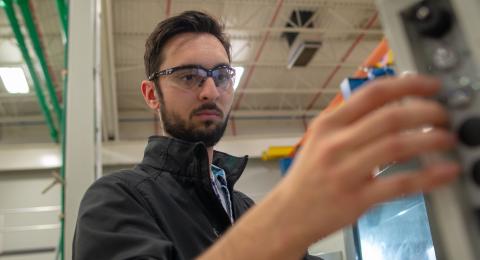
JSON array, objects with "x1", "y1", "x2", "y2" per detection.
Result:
[
  {"x1": 316, "y1": 112, "x2": 335, "y2": 127},
  {"x1": 310, "y1": 114, "x2": 328, "y2": 131},
  {"x1": 325, "y1": 140, "x2": 340, "y2": 153},
  {"x1": 317, "y1": 139, "x2": 345, "y2": 164},
  {"x1": 321, "y1": 140, "x2": 341, "y2": 156},
  {"x1": 421, "y1": 100, "x2": 445, "y2": 116},
  {"x1": 384, "y1": 137, "x2": 405, "y2": 158},
  {"x1": 429, "y1": 130, "x2": 454, "y2": 147},
  {"x1": 431, "y1": 103, "x2": 449, "y2": 122},
  {"x1": 383, "y1": 108, "x2": 404, "y2": 131},
  {"x1": 363, "y1": 82, "x2": 389, "y2": 101},
  {"x1": 310, "y1": 113, "x2": 338, "y2": 135}
]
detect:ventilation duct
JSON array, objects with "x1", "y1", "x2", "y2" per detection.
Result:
[{"x1": 282, "y1": 10, "x2": 321, "y2": 69}]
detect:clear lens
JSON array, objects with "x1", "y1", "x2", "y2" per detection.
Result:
[
  {"x1": 170, "y1": 68, "x2": 206, "y2": 89},
  {"x1": 168, "y1": 66, "x2": 235, "y2": 90},
  {"x1": 213, "y1": 67, "x2": 235, "y2": 89}
]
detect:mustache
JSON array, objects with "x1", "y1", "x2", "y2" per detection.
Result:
[{"x1": 191, "y1": 102, "x2": 223, "y2": 117}]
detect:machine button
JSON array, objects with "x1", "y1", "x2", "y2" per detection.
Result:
[
  {"x1": 409, "y1": 1, "x2": 453, "y2": 38},
  {"x1": 432, "y1": 46, "x2": 458, "y2": 70},
  {"x1": 444, "y1": 86, "x2": 474, "y2": 108},
  {"x1": 458, "y1": 118, "x2": 480, "y2": 146}
]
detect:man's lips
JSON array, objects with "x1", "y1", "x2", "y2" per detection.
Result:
[{"x1": 193, "y1": 109, "x2": 222, "y2": 119}]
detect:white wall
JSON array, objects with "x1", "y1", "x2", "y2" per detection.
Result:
[{"x1": 0, "y1": 170, "x2": 60, "y2": 260}]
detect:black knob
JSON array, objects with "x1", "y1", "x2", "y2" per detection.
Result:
[
  {"x1": 408, "y1": 2, "x2": 453, "y2": 38},
  {"x1": 458, "y1": 118, "x2": 480, "y2": 147},
  {"x1": 472, "y1": 160, "x2": 480, "y2": 186}
]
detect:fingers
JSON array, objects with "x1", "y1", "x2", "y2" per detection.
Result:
[
  {"x1": 329, "y1": 75, "x2": 441, "y2": 126},
  {"x1": 362, "y1": 162, "x2": 460, "y2": 206},
  {"x1": 338, "y1": 98, "x2": 449, "y2": 150},
  {"x1": 337, "y1": 129, "x2": 456, "y2": 186}
]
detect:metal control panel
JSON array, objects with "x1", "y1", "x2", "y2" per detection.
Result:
[{"x1": 376, "y1": 0, "x2": 480, "y2": 259}]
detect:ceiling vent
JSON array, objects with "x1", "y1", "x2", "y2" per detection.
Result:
[{"x1": 282, "y1": 10, "x2": 322, "y2": 69}]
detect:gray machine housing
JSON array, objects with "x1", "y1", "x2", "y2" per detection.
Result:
[{"x1": 376, "y1": 0, "x2": 480, "y2": 259}]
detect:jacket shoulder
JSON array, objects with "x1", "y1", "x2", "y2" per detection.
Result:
[{"x1": 232, "y1": 190, "x2": 255, "y2": 209}]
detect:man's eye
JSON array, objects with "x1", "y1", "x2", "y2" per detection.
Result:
[
  {"x1": 179, "y1": 74, "x2": 197, "y2": 81},
  {"x1": 216, "y1": 73, "x2": 230, "y2": 81}
]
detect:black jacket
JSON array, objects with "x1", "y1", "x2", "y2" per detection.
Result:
[{"x1": 73, "y1": 136, "x2": 321, "y2": 260}]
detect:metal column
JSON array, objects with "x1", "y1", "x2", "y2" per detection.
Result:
[{"x1": 63, "y1": 0, "x2": 102, "y2": 259}]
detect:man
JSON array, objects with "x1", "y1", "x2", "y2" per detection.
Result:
[{"x1": 74, "y1": 11, "x2": 459, "y2": 260}]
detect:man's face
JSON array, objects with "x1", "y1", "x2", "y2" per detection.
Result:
[{"x1": 155, "y1": 33, "x2": 234, "y2": 147}]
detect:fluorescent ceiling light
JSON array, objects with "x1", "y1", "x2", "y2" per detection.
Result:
[
  {"x1": 233, "y1": 66, "x2": 244, "y2": 90},
  {"x1": 0, "y1": 67, "x2": 29, "y2": 94}
]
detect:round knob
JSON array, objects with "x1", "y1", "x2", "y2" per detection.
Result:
[
  {"x1": 410, "y1": 3, "x2": 453, "y2": 38},
  {"x1": 458, "y1": 118, "x2": 480, "y2": 147},
  {"x1": 472, "y1": 160, "x2": 480, "y2": 186}
]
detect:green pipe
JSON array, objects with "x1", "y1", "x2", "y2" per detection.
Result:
[
  {"x1": 57, "y1": 42, "x2": 68, "y2": 260},
  {"x1": 15, "y1": 0, "x2": 62, "y2": 125},
  {"x1": 57, "y1": 1, "x2": 68, "y2": 259},
  {"x1": 0, "y1": 0, "x2": 58, "y2": 142},
  {"x1": 55, "y1": 0, "x2": 68, "y2": 43}
]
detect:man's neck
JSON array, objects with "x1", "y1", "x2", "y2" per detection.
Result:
[{"x1": 207, "y1": 146, "x2": 214, "y2": 165}]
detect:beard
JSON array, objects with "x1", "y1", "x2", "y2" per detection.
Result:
[{"x1": 159, "y1": 100, "x2": 229, "y2": 147}]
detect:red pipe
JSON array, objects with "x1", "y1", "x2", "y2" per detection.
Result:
[
  {"x1": 29, "y1": 0, "x2": 62, "y2": 102},
  {"x1": 230, "y1": 116, "x2": 237, "y2": 136},
  {"x1": 230, "y1": 0, "x2": 284, "y2": 136},
  {"x1": 303, "y1": 12, "x2": 378, "y2": 114},
  {"x1": 165, "y1": 0, "x2": 171, "y2": 18},
  {"x1": 232, "y1": 0, "x2": 284, "y2": 111}
]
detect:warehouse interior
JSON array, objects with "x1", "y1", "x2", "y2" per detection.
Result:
[{"x1": 0, "y1": 0, "x2": 403, "y2": 259}]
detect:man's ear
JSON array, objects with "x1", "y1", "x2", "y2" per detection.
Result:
[{"x1": 141, "y1": 80, "x2": 160, "y2": 110}]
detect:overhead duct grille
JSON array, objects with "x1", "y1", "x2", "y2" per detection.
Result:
[
  {"x1": 282, "y1": 10, "x2": 322, "y2": 69},
  {"x1": 287, "y1": 39, "x2": 322, "y2": 68}
]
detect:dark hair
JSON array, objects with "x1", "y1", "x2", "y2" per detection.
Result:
[{"x1": 144, "y1": 11, "x2": 231, "y2": 79}]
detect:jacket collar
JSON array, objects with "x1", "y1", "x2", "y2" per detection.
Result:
[{"x1": 139, "y1": 136, "x2": 248, "y2": 188}]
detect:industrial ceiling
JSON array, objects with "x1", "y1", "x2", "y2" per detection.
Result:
[{"x1": 0, "y1": 0, "x2": 383, "y2": 144}]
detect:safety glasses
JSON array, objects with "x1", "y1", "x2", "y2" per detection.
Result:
[{"x1": 148, "y1": 64, "x2": 236, "y2": 91}]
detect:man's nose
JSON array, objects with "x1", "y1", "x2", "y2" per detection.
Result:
[{"x1": 198, "y1": 77, "x2": 220, "y2": 101}]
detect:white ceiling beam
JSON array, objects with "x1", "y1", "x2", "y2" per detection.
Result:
[
  {"x1": 115, "y1": 61, "x2": 360, "y2": 73},
  {"x1": 119, "y1": 109, "x2": 321, "y2": 119},
  {"x1": 0, "y1": 93, "x2": 37, "y2": 101},
  {"x1": 227, "y1": 27, "x2": 383, "y2": 35},
  {"x1": 117, "y1": 87, "x2": 340, "y2": 95},
  {"x1": 0, "y1": 115, "x2": 43, "y2": 123},
  {"x1": 113, "y1": 27, "x2": 383, "y2": 36},
  {"x1": 326, "y1": 8, "x2": 355, "y2": 29},
  {"x1": 171, "y1": 0, "x2": 374, "y2": 9},
  {"x1": 0, "y1": 107, "x2": 325, "y2": 125},
  {"x1": 0, "y1": 101, "x2": 8, "y2": 115},
  {"x1": 232, "y1": 61, "x2": 359, "y2": 68},
  {"x1": 236, "y1": 88, "x2": 338, "y2": 94}
]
